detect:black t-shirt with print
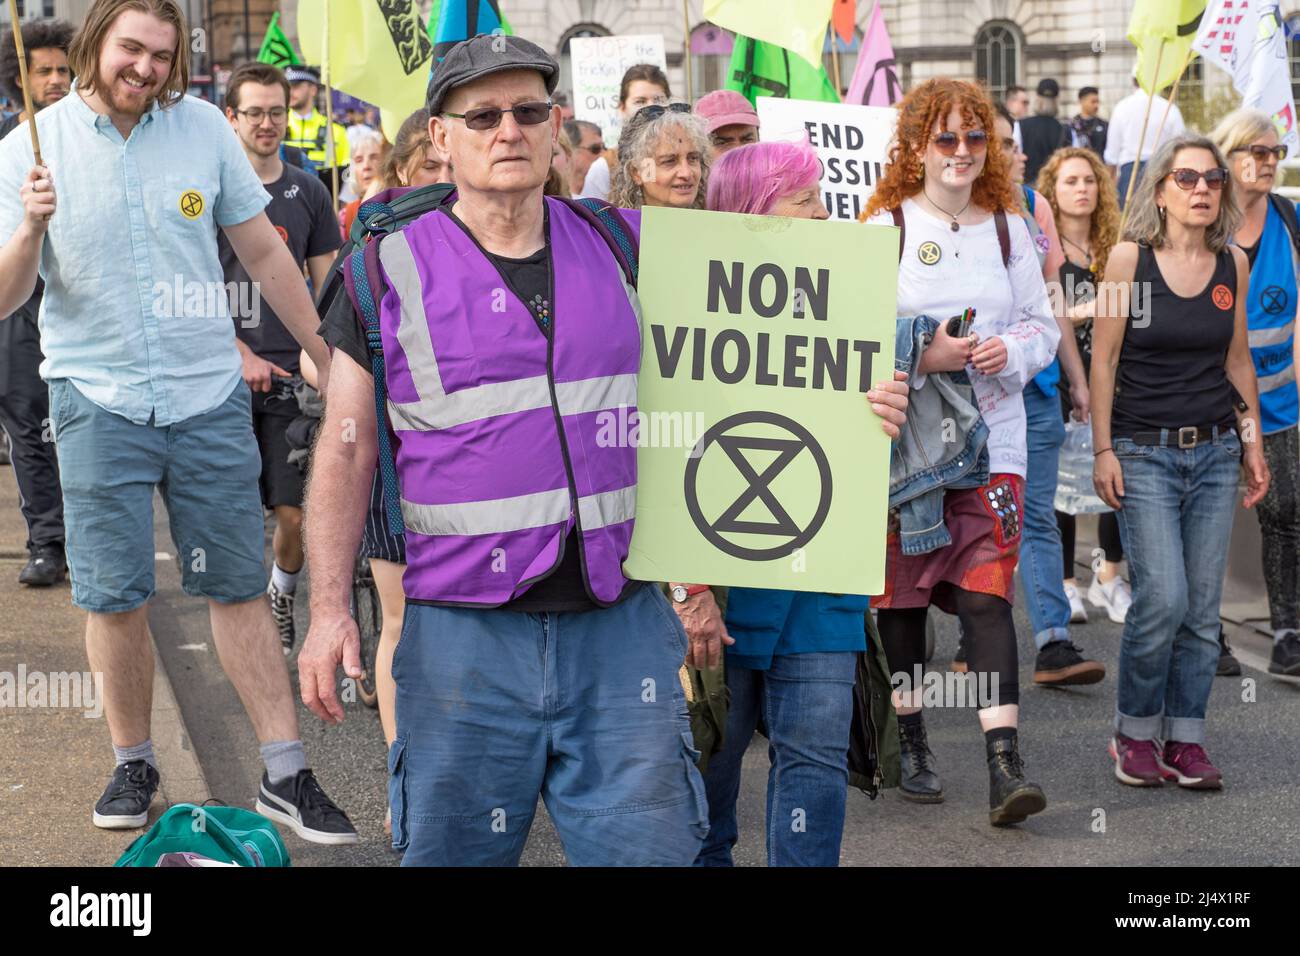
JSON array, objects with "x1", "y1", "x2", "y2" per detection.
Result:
[{"x1": 319, "y1": 208, "x2": 596, "y2": 613}]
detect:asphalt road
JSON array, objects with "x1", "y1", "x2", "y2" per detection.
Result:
[{"x1": 150, "y1": 501, "x2": 1300, "y2": 867}]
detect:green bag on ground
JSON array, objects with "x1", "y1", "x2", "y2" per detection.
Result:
[{"x1": 114, "y1": 803, "x2": 290, "y2": 867}]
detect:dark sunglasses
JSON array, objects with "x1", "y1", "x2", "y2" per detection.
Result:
[
  {"x1": 1232, "y1": 143, "x2": 1288, "y2": 162},
  {"x1": 634, "y1": 102, "x2": 692, "y2": 121},
  {"x1": 442, "y1": 100, "x2": 552, "y2": 131},
  {"x1": 931, "y1": 129, "x2": 988, "y2": 154},
  {"x1": 1168, "y1": 167, "x2": 1229, "y2": 190}
]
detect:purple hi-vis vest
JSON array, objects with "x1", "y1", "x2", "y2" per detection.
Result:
[{"x1": 374, "y1": 199, "x2": 642, "y2": 605}]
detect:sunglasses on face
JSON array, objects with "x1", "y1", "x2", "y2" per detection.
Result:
[
  {"x1": 931, "y1": 129, "x2": 988, "y2": 155},
  {"x1": 1167, "y1": 167, "x2": 1229, "y2": 190},
  {"x1": 1233, "y1": 143, "x2": 1288, "y2": 162},
  {"x1": 442, "y1": 100, "x2": 552, "y2": 131},
  {"x1": 634, "y1": 102, "x2": 691, "y2": 122}
]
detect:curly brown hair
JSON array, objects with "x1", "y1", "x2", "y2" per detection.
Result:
[
  {"x1": 1035, "y1": 147, "x2": 1120, "y2": 276},
  {"x1": 863, "y1": 78, "x2": 1018, "y2": 219}
]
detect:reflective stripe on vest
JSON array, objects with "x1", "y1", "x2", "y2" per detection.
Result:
[
  {"x1": 379, "y1": 230, "x2": 639, "y2": 431},
  {"x1": 1259, "y1": 365, "x2": 1297, "y2": 393},
  {"x1": 401, "y1": 485, "x2": 636, "y2": 537},
  {"x1": 1249, "y1": 320, "x2": 1294, "y2": 349}
]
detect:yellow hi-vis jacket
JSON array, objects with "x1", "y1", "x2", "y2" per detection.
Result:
[{"x1": 286, "y1": 109, "x2": 348, "y2": 169}]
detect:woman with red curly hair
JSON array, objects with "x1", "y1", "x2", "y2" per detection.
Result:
[{"x1": 863, "y1": 78, "x2": 1059, "y2": 826}]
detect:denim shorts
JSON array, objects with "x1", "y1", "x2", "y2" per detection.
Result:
[
  {"x1": 49, "y1": 378, "x2": 267, "y2": 613},
  {"x1": 388, "y1": 584, "x2": 709, "y2": 866}
]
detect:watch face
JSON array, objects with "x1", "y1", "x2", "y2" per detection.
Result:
[{"x1": 672, "y1": 586, "x2": 688, "y2": 602}]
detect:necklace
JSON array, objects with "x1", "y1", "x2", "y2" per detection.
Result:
[
  {"x1": 923, "y1": 188, "x2": 971, "y2": 231},
  {"x1": 1061, "y1": 234, "x2": 1097, "y2": 273}
]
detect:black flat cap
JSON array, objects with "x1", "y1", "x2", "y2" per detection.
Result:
[
  {"x1": 1036, "y1": 78, "x2": 1060, "y2": 98},
  {"x1": 426, "y1": 34, "x2": 559, "y2": 115}
]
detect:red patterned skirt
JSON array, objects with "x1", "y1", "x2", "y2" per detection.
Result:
[{"x1": 871, "y1": 474, "x2": 1024, "y2": 614}]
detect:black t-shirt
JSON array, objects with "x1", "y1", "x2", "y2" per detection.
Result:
[
  {"x1": 1111, "y1": 244, "x2": 1238, "y2": 436},
  {"x1": 218, "y1": 163, "x2": 341, "y2": 373},
  {"x1": 318, "y1": 207, "x2": 597, "y2": 613},
  {"x1": 1242, "y1": 237, "x2": 1260, "y2": 269}
]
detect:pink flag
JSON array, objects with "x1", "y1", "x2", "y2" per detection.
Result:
[{"x1": 847, "y1": 2, "x2": 901, "y2": 107}]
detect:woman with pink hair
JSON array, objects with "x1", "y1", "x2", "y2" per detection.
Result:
[{"x1": 679, "y1": 141, "x2": 905, "y2": 866}]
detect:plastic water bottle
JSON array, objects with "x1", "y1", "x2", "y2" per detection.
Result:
[{"x1": 1054, "y1": 420, "x2": 1113, "y2": 515}]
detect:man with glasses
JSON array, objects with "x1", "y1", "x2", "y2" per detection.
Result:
[
  {"x1": 305, "y1": 34, "x2": 708, "y2": 866},
  {"x1": 220, "y1": 62, "x2": 341, "y2": 653},
  {"x1": 695, "y1": 89, "x2": 759, "y2": 161},
  {"x1": 562, "y1": 118, "x2": 603, "y2": 196}
]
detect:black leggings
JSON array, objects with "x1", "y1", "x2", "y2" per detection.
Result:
[
  {"x1": 877, "y1": 589, "x2": 1020, "y2": 708},
  {"x1": 1057, "y1": 511, "x2": 1123, "y2": 578}
]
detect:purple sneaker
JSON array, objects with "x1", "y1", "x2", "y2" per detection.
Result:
[
  {"x1": 1158, "y1": 742, "x2": 1223, "y2": 790},
  {"x1": 1109, "y1": 734, "x2": 1163, "y2": 787}
]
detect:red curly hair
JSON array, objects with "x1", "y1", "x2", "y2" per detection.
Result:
[{"x1": 863, "y1": 78, "x2": 1019, "y2": 219}]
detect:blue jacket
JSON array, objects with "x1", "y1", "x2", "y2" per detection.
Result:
[
  {"x1": 724, "y1": 588, "x2": 869, "y2": 670},
  {"x1": 890, "y1": 315, "x2": 990, "y2": 555}
]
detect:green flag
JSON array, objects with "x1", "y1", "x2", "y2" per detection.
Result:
[
  {"x1": 257, "y1": 11, "x2": 300, "y2": 67},
  {"x1": 726, "y1": 35, "x2": 838, "y2": 107}
]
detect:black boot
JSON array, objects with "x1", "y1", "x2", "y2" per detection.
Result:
[
  {"x1": 897, "y1": 715, "x2": 943, "y2": 803},
  {"x1": 1217, "y1": 626, "x2": 1242, "y2": 677},
  {"x1": 986, "y1": 732, "x2": 1046, "y2": 827}
]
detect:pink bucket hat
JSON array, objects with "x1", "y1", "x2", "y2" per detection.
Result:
[{"x1": 695, "y1": 89, "x2": 760, "y2": 134}]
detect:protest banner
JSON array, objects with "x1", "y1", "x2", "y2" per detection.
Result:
[
  {"x1": 757, "y1": 97, "x2": 898, "y2": 222},
  {"x1": 623, "y1": 208, "x2": 898, "y2": 595},
  {"x1": 571, "y1": 34, "x2": 667, "y2": 147}
]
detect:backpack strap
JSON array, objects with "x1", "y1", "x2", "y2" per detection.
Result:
[
  {"x1": 994, "y1": 209, "x2": 1011, "y2": 268},
  {"x1": 1022, "y1": 184, "x2": 1036, "y2": 216},
  {"x1": 563, "y1": 196, "x2": 639, "y2": 286},
  {"x1": 347, "y1": 240, "x2": 406, "y2": 535},
  {"x1": 891, "y1": 206, "x2": 905, "y2": 261}
]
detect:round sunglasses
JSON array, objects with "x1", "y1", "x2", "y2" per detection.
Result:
[
  {"x1": 633, "y1": 102, "x2": 692, "y2": 122},
  {"x1": 1167, "y1": 167, "x2": 1229, "y2": 190},
  {"x1": 931, "y1": 129, "x2": 988, "y2": 154},
  {"x1": 1231, "y1": 143, "x2": 1288, "y2": 162},
  {"x1": 442, "y1": 100, "x2": 553, "y2": 131}
]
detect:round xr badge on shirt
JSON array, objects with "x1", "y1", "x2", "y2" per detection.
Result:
[
  {"x1": 917, "y1": 241, "x2": 942, "y2": 266},
  {"x1": 1211, "y1": 284, "x2": 1234, "y2": 311},
  {"x1": 179, "y1": 189, "x2": 205, "y2": 220}
]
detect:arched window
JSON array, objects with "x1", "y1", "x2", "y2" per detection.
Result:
[
  {"x1": 974, "y1": 21, "x2": 1020, "y2": 102},
  {"x1": 557, "y1": 24, "x2": 612, "y2": 107},
  {"x1": 691, "y1": 23, "x2": 735, "y2": 95},
  {"x1": 824, "y1": 29, "x2": 861, "y2": 98}
]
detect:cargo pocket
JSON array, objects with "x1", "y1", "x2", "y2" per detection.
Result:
[
  {"x1": 387, "y1": 733, "x2": 410, "y2": 852},
  {"x1": 679, "y1": 731, "x2": 711, "y2": 839}
]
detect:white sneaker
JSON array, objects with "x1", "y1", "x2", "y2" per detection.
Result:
[
  {"x1": 1087, "y1": 575, "x2": 1132, "y2": 624},
  {"x1": 1064, "y1": 582, "x2": 1088, "y2": 623}
]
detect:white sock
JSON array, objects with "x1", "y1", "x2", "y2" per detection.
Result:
[{"x1": 271, "y1": 563, "x2": 300, "y2": 595}]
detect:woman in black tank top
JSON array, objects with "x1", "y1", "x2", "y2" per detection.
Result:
[{"x1": 1090, "y1": 135, "x2": 1268, "y2": 792}]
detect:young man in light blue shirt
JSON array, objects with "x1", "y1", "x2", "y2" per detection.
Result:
[{"x1": 0, "y1": 0, "x2": 354, "y2": 844}]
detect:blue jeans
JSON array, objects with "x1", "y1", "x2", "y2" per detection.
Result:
[
  {"x1": 1113, "y1": 432, "x2": 1241, "y2": 744},
  {"x1": 1117, "y1": 161, "x2": 1145, "y2": 209},
  {"x1": 1019, "y1": 385, "x2": 1072, "y2": 650},
  {"x1": 695, "y1": 651, "x2": 856, "y2": 867},
  {"x1": 48, "y1": 378, "x2": 266, "y2": 612},
  {"x1": 388, "y1": 584, "x2": 708, "y2": 866}
]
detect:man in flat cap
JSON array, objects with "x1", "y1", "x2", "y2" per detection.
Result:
[{"x1": 302, "y1": 34, "x2": 710, "y2": 866}]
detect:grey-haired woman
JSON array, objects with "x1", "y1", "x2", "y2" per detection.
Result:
[{"x1": 609, "y1": 103, "x2": 710, "y2": 211}]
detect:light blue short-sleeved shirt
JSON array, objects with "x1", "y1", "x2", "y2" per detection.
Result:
[{"x1": 0, "y1": 84, "x2": 270, "y2": 425}]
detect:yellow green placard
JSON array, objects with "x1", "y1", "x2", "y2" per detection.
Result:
[{"x1": 623, "y1": 207, "x2": 898, "y2": 595}]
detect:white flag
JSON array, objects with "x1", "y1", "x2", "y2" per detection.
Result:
[{"x1": 1194, "y1": 1, "x2": 1299, "y2": 153}]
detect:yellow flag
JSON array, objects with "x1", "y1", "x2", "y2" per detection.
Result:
[
  {"x1": 704, "y1": 0, "x2": 835, "y2": 70},
  {"x1": 1127, "y1": 0, "x2": 1207, "y2": 94},
  {"x1": 298, "y1": 0, "x2": 434, "y2": 140}
]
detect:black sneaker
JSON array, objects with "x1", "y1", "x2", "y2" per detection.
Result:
[
  {"x1": 1269, "y1": 631, "x2": 1300, "y2": 677},
  {"x1": 18, "y1": 546, "x2": 66, "y2": 587},
  {"x1": 267, "y1": 580, "x2": 296, "y2": 654},
  {"x1": 1217, "y1": 626, "x2": 1242, "y2": 677},
  {"x1": 93, "y1": 759, "x2": 159, "y2": 829},
  {"x1": 255, "y1": 769, "x2": 358, "y2": 845},
  {"x1": 1034, "y1": 639, "x2": 1105, "y2": 686}
]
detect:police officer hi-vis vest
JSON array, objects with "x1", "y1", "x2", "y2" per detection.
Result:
[{"x1": 286, "y1": 108, "x2": 348, "y2": 170}]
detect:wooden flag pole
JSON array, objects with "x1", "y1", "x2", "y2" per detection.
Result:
[
  {"x1": 683, "y1": 0, "x2": 693, "y2": 102},
  {"x1": 830, "y1": 26, "x2": 842, "y2": 101},
  {"x1": 6, "y1": 0, "x2": 43, "y2": 166},
  {"x1": 1154, "y1": 44, "x2": 1196, "y2": 149},
  {"x1": 323, "y1": 3, "x2": 338, "y2": 209},
  {"x1": 1119, "y1": 40, "x2": 1165, "y2": 236}
]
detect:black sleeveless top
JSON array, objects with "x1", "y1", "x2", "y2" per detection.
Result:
[{"x1": 1111, "y1": 244, "x2": 1238, "y2": 437}]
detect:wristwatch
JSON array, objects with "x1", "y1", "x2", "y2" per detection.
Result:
[{"x1": 671, "y1": 583, "x2": 711, "y2": 603}]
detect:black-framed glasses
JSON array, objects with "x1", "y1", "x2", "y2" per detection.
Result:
[
  {"x1": 1168, "y1": 167, "x2": 1229, "y2": 191},
  {"x1": 1232, "y1": 143, "x2": 1288, "y2": 162},
  {"x1": 931, "y1": 129, "x2": 988, "y2": 154},
  {"x1": 634, "y1": 102, "x2": 691, "y2": 122},
  {"x1": 443, "y1": 100, "x2": 553, "y2": 131},
  {"x1": 236, "y1": 107, "x2": 288, "y2": 124}
]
